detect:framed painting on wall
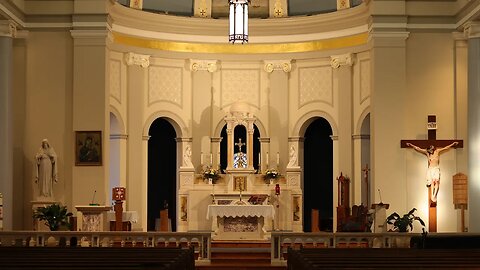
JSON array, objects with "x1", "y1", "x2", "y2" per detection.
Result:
[{"x1": 75, "y1": 131, "x2": 102, "y2": 166}]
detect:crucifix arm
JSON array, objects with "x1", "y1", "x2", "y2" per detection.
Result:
[
  {"x1": 438, "y1": 141, "x2": 459, "y2": 152},
  {"x1": 406, "y1": 142, "x2": 428, "y2": 155}
]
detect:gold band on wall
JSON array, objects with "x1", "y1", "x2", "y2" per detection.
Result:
[{"x1": 113, "y1": 32, "x2": 368, "y2": 54}]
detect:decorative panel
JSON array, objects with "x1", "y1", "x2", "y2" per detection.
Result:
[
  {"x1": 110, "y1": 60, "x2": 121, "y2": 103},
  {"x1": 299, "y1": 66, "x2": 333, "y2": 107},
  {"x1": 360, "y1": 59, "x2": 371, "y2": 104},
  {"x1": 149, "y1": 66, "x2": 182, "y2": 107},
  {"x1": 221, "y1": 69, "x2": 260, "y2": 108}
]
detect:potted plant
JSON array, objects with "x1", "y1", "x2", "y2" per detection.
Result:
[
  {"x1": 202, "y1": 166, "x2": 220, "y2": 184},
  {"x1": 33, "y1": 203, "x2": 73, "y2": 231},
  {"x1": 263, "y1": 168, "x2": 280, "y2": 184},
  {"x1": 386, "y1": 208, "x2": 425, "y2": 232},
  {"x1": 386, "y1": 208, "x2": 426, "y2": 248}
]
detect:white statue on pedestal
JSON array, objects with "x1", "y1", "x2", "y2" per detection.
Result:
[
  {"x1": 183, "y1": 145, "x2": 194, "y2": 168},
  {"x1": 35, "y1": 139, "x2": 58, "y2": 198},
  {"x1": 287, "y1": 145, "x2": 297, "y2": 167}
]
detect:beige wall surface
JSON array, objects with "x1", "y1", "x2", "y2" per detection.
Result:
[
  {"x1": 6, "y1": 1, "x2": 472, "y2": 232},
  {"x1": 16, "y1": 31, "x2": 74, "y2": 229}
]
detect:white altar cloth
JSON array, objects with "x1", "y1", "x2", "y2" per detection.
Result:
[
  {"x1": 206, "y1": 205, "x2": 275, "y2": 220},
  {"x1": 107, "y1": 211, "x2": 139, "y2": 223}
]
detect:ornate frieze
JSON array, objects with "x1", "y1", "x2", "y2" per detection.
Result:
[
  {"x1": 264, "y1": 60, "x2": 291, "y2": 73},
  {"x1": 124, "y1": 52, "x2": 150, "y2": 68}
]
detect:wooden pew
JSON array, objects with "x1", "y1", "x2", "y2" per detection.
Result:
[
  {"x1": 0, "y1": 246, "x2": 195, "y2": 270},
  {"x1": 288, "y1": 248, "x2": 480, "y2": 269}
]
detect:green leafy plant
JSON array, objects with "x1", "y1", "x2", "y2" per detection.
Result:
[
  {"x1": 386, "y1": 208, "x2": 425, "y2": 232},
  {"x1": 33, "y1": 203, "x2": 73, "y2": 231}
]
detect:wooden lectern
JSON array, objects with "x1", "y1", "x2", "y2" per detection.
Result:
[
  {"x1": 75, "y1": 205, "x2": 112, "y2": 231},
  {"x1": 371, "y1": 202, "x2": 389, "y2": 233},
  {"x1": 112, "y1": 187, "x2": 126, "y2": 231},
  {"x1": 159, "y1": 209, "x2": 169, "y2": 231}
]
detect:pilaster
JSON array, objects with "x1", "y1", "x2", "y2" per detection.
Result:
[
  {"x1": 466, "y1": 22, "x2": 480, "y2": 232},
  {"x1": 0, "y1": 20, "x2": 15, "y2": 230}
]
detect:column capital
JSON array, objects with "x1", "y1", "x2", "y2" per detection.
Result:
[
  {"x1": 330, "y1": 53, "x2": 354, "y2": 69},
  {"x1": 0, "y1": 21, "x2": 16, "y2": 38},
  {"x1": 464, "y1": 22, "x2": 480, "y2": 39},
  {"x1": 110, "y1": 134, "x2": 128, "y2": 140},
  {"x1": 264, "y1": 60, "x2": 292, "y2": 73},
  {"x1": 175, "y1": 137, "x2": 193, "y2": 143},
  {"x1": 125, "y1": 52, "x2": 150, "y2": 68},
  {"x1": 258, "y1": 137, "x2": 270, "y2": 143},
  {"x1": 210, "y1": 137, "x2": 223, "y2": 143},
  {"x1": 288, "y1": 136, "x2": 305, "y2": 142},
  {"x1": 352, "y1": 134, "x2": 370, "y2": 140},
  {"x1": 190, "y1": 59, "x2": 219, "y2": 72}
]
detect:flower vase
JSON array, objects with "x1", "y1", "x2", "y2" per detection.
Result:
[{"x1": 208, "y1": 178, "x2": 212, "y2": 185}]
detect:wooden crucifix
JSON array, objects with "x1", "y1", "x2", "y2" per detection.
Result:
[{"x1": 401, "y1": 115, "x2": 463, "y2": 232}]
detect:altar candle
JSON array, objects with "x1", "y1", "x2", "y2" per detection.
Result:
[
  {"x1": 201, "y1": 151, "x2": 204, "y2": 165},
  {"x1": 258, "y1": 153, "x2": 261, "y2": 168},
  {"x1": 210, "y1": 153, "x2": 213, "y2": 166},
  {"x1": 277, "y1": 152, "x2": 280, "y2": 166},
  {"x1": 217, "y1": 151, "x2": 220, "y2": 165},
  {"x1": 266, "y1": 152, "x2": 269, "y2": 167}
]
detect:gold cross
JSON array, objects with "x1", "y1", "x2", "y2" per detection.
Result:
[{"x1": 235, "y1": 138, "x2": 245, "y2": 152}]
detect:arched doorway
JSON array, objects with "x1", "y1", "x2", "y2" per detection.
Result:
[
  {"x1": 219, "y1": 124, "x2": 260, "y2": 171},
  {"x1": 303, "y1": 118, "x2": 333, "y2": 232},
  {"x1": 360, "y1": 113, "x2": 371, "y2": 206},
  {"x1": 109, "y1": 112, "x2": 121, "y2": 200},
  {"x1": 148, "y1": 118, "x2": 177, "y2": 231}
]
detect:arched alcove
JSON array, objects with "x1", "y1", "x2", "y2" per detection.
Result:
[
  {"x1": 148, "y1": 118, "x2": 177, "y2": 231},
  {"x1": 303, "y1": 117, "x2": 333, "y2": 232}
]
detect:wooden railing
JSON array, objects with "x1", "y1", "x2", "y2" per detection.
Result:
[
  {"x1": 270, "y1": 232, "x2": 418, "y2": 261},
  {"x1": 0, "y1": 231, "x2": 212, "y2": 260}
]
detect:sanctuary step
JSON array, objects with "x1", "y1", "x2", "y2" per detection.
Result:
[{"x1": 196, "y1": 240, "x2": 286, "y2": 270}]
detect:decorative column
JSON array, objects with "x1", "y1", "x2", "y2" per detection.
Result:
[
  {"x1": 259, "y1": 137, "x2": 270, "y2": 172},
  {"x1": 352, "y1": 134, "x2": 370, "y2": 206},
  {"x1": 264, "y1": 60, "x2": 291, "y2": 171},
  {"x1": 331, "y1": 135, "x2": 339, "y2": 232},
  {"x1": 211, "y1": 137, "x2": 222, "y2": 169},
  {"x1": 189, "y1": 59, "x2": 218, "y2": 170},
  {"x1": 466, "y1": 22, "x2": 480, "y2": 232},
  {"x1": 0, "y1": 21, "x2": 15, "y2": 230},
  {"x1": 125, "y1": 52, "x2": 150, "y2": 232},
  {"x1": 287, "y1": 136, "x2": 303, "y2": 232},
  {"x1": 369, "y1": 30, "x2": 409, "y2": 213},
  {"x1": 178, "y1": 137, "x2": 194, "y2": 232},
  {"x1": 331, "y1": 53, "x2": 354, "y2": 183}
]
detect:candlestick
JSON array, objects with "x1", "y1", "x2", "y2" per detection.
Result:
[
  {"x1": 266, "y1": 152, "x2": 269, "y2": 168},
  {"x1": 210, "y1": 153, "x2": 213, "y2": 166},
  {"x1": 276, "y1": 152, "x2": 280, "y2": 166},
  {"x1": 201, "y1": 151, "x2": 204, "y2": 165}
]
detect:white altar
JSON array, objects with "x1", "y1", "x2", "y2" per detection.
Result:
[{"x1": 207, "y1": 204, "x2": 274, "y2": 240}]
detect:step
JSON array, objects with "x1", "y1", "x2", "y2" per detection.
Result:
[
  {"x1": 196, "y1": 260, "x2": 286, "y2": 270},
  {"x1": 211, "y1": 240, "x2": 271, "y2": 249}
]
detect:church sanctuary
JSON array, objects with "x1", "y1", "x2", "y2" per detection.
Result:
[{"x1": 3, "y1": 0, "x2": 480, "y2": 269}]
